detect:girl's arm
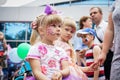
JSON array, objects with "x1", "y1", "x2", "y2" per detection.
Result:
[
  {"x1": 69, "y1": 49, "x2": 76, "y2": 64},
  {"x1": 60, "y1": 60, "x2": 70, "y2": 78},
  {"x1": 78, "y1": 62, "x2": 98, "y2": 72},
  {"x1": 29, "y1": 58, "x2": 49, "y2": 80},
  {"x1": 51, "y1": 60, "x2": 70, "y2": 80},
  {"x1": 93, "y1": 46, "x2": 101, "y2": 80}
]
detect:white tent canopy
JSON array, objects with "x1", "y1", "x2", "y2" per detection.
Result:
[{"x1": 0, "y1": 0, "x2": 73, "y2": 7}]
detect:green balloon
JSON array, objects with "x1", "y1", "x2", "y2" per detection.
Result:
[{"x1": 17, "y1": 43, "x2": 31, "y2": 59}]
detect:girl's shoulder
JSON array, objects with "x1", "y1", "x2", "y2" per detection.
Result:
[
  {"x1": 54, "y1": 40, "x2": 70, "y2": 49},
  {"x1": 33, "y1": 42, "x2": 48, "y2": 47},
  {"x1": 30, "y1": 42, "x2": 49, "y2": 51}
]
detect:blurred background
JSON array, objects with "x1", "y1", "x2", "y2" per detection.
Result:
[
  {"x1": 0, "y1": 0, "x2": 115, "y2": 80},
  {"x1": 0, "y1": 0, "x2": 114, "y2": 48}
]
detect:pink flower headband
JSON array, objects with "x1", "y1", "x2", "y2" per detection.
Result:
[{"x1": 31, "y1": 4, "x2": 61, "y2": 29}]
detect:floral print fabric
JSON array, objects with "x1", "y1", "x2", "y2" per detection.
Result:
[{"x1": 26, "y1": 42, "x2": 69, "y2": 79}]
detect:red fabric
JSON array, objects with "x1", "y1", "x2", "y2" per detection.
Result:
[{"x1": 0, "y1": 51, "x2": 4, "y2": 56}]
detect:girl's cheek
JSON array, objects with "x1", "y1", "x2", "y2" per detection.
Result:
[{"x1": 46, "y1": 27, "x2": 55, "y2": 35}]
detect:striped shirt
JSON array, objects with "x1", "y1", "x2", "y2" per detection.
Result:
[{"x1": 85, "y1": 44, "x2": 105, "y2": 80}]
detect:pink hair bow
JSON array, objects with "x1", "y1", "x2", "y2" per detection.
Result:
[{"x1": 31, "y1": 20, "x2": 37, "y2": 29}]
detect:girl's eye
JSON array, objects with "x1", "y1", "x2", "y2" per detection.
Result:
[
  {"x1": 50, "y1": 24, "x2": 61, "y2": 28},
  {"x1": 51, "y1": 24, "x2": 56, "y2": 27},
  {"x1": 65, "y1": 28, "x2": 69, "y2": 31},
  {"x1": 71, "y1": 30, "x2": 74, "y2": 34},
  {"x1": 58, "y1": 25, "x2": 61, "y2": 28},
  {"x1": 71, "y1": 29, "x2": 75, "y2": 33}
]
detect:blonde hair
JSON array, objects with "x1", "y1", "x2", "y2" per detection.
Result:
[
  {"x1": 62, "y1": 17, "x2": 76, "y2": 32},
  {"x1": 30, "y1": 14, "x2": 62, "y2": 45},
  {"x1": 62, "y1": 17, "x2": 77, "y2": 63}
]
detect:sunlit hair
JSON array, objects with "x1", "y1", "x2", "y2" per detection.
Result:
[
  {"x1": 40, "y1": 14, "x2": 62, "y2": 27},
  {"x1": 62, "y1": 17, "x2": 76, "y2": 32},
  {"x1": 62, "y1": 17, "x2": 77, "y2": 63},
  {"x1": 79, "y1": 16, "x2": 91, "y2": 29},
  {"x1": 30, "y1": 14, "x2": 62, "y2": 45},
  {"x1": 62, "y1": 17, "x2": 76, "y2": 45}
]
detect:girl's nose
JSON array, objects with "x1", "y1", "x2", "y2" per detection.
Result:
[{"x1": 57, "y1": 27, "x2": 61, "y2": 32}]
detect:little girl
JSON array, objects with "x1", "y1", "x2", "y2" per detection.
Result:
[
  {"x1": 54, "y1": 17, "x2": 98, "y2": 80},
  {"x1": 26, "y1": 5, "x2": 70, "y2": 80},
  {"x1": 77, "y1": 28, "x2": 105, "y2": 80},
  {"x1": 54, "y1": 17, "x2": 77, "y2": 63}
]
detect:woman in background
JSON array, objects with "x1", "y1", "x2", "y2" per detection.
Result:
[{"x1": 98, "y1": 0, "x2": 120, "y2": 80}]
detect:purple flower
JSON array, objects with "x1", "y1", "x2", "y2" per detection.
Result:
[
  {"x1": 44, "y1": 4, "x2": 53, "y2": 15},
  {"x1": 44, "y1": 4, "x2": 61, "y2": 15}
]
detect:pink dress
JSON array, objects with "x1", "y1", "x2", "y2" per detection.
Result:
[
  {"x1": 54, "y1": 40, "x2": 72, "y2": 57},
  {"x1": 54, "y1": 40, "x2": 88, "y2": 80},
  {"x1": 26, "y1": 42, "x2": 69, "y2": 79}
]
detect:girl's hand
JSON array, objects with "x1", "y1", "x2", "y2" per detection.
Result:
[{"x1": 51, "y1": 71, "x2": 62, "y2": 80}]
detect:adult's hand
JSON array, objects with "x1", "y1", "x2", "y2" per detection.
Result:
[{"x1": 97, "y1": 52, "x2": 107, "y2": 66}]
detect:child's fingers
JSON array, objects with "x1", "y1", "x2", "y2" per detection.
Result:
[
  {"x1": 51, "y1": 73, "x2": 59, "y2": 80},
  {"x1": 91, "y1": 62, "x2": 99, "y2": 70}
]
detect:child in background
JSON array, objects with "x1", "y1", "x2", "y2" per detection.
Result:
[
  {"x1": 13, "y1": 61, "x2": 35, "y2": 80},
  {"x1": 0, "y1": 31, "x2": 7, "y2": 56},
  {"x1": 73, "y1": 16, "x2": 99, "y2": 67},
  {"x1": 26, "y1": 5, "x2": 70, "y2": 80},
  {"x1": 54, "y1": 17, "x2": 98, "y2": 80},
  {"x1": 0, "y1": 31, "x2": 7, "y2": 68},
  {"x1": 77, "y1": 28, "x2": 105, "y2": 80},
  {"x1": 54, "y1": 17, "x2": 77, "y2": 63}
]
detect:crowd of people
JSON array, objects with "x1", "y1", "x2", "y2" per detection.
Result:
[{"x1": 0, "y1": 0, "x2": 120, "y2": 80}]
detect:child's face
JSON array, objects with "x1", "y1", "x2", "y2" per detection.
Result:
[
  {"x1": 43, "y1": 23, "x2": 62, "y2": 44},
  {"x1": 61, "y1": 26, "x2": 76, "y2": 42},
  {"x1": 81, "y1": 34, "x2": 93, "y2": 45}
]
